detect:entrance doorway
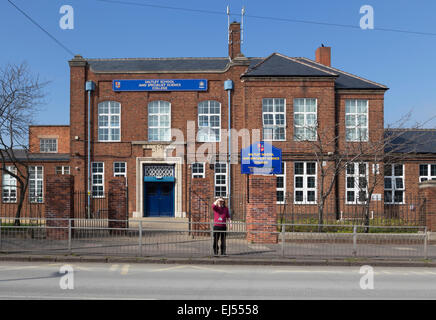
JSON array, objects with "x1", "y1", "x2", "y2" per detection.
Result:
[
  {"x1": 143, "y1": 164, "x2": 175, "y2": 217},
  {"x1": 144, "y1": 181, "x2": 174, "y2": 217}
]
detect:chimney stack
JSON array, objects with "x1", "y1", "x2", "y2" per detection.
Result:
[
  {"x1": 229, "y1": 22, "x2": 242, "y2": 60},
  {"x1": 315, "y1": 46, "x2": 331, "y2": 67}
]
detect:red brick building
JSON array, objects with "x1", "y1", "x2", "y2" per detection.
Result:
[{"x1": 2, "y1": 22, "x2": 436, "y2": 223}]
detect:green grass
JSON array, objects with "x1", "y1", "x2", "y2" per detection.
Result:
[{"x1": 276, "y1": 217, "x2": 422, "y2": 233}]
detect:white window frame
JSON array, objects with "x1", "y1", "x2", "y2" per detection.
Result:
[
  {"x1": 148, "y1": 100, "x2": 171, "y2": 142},
  {"x1": 384, "y1": 164, "x2": 405, "y2": 204},
  {"x1": 40, "y1": 138, "x2": 58, "y2": 153},
  {"x1": 29, "y1": 166, "x2": 43, "y2": 203},
  {"x1": 113, "y1": 162, "x2": 127, "y2": 177},
  {"x1": 419, "y1": 164, "x2": 436, "y2": 182},
  {"x1": 92, "y1": 162, "x2": 104, "y2": 198},
  {"x1": 345, "y1": 99, "x2": 368, "y2": 142},
  {"x1": 294, "y1": 162, "x2": 317, "y2": 204},
  {"x1": 197, "y1": 100, "x2": 221, "y2": 142},
  {"x1": 276, "y1": 162, "x2": 286, "y2": 204},
  {"x1": 214, "y1": 162, "x2": 228, "y2": 198},
  {"x1": 55, "y1": 166, "x2": 70, "y2": 175},
  {"x1": 192, "y1": 162, "x2": 205, "y2": 179},
  {"x1": 98, "y1": 101, "x2": 121, "y2": 142},
  {"x1": 2, "y1": 166, "x2": 17, "y2": 203},
  {"x1": 262, "y1": 98, "x2": 286, "y2": 141},
  {"x1": 293, "y1": 98, "x2": 317, "y2": 141},
  {"x1": 345, "y1": 162, "x2": 368, "y2": 204}
]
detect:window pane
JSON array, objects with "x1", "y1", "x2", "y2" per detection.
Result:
[
  {"x1": 394, "y1": 165, "x2": 403, "y2": 176},
  {"x1": 294, "y1": 163, "x2": 304, "y2": 175},
  {"x1": 307, "y1": 176, "x2": 315, "y2": 188},
  {"x1": 295, "y1": 177, "x2": 303, "y2": 188},
  {"x1": 431, "y1": 165, "x2": 436, "y2": 176},
  {"x1": 307, "y1": 191, "x2": 315, "y2": 202},
  {"x1": 295, "y1": 191, "x2": 303, "y2": 202},
  {"x1": 306, "y1": 163, "x2": 316, "y2": 175},
  {"x1": 384, "y1": 178, "x2": 392, "y2": 189}
]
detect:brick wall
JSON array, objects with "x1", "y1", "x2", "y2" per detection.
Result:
[
  {"x1": 29, "y1": 126, "x2": 70, "y2": 153},
  {"x1": 246, "y1": 174, "x2": 278, "y2": 244},
  {"x1": 419, "y1": 180, "x2": 436, "y2": 231},
  {"x1": 45, "y1": 175, "x2": 74, "y2": 240},
  {"x1": 108, "y1": 177, "x2": 128, "y2": 229}
]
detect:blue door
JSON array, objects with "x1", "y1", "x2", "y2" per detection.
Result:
[{"x1": 144, "y1": 181, "x2": 174, "y2": 217}]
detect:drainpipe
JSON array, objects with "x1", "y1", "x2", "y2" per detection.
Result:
[
  {"x1": 85, "y1": 81, "x2": 95, "y2": 219},
  {"x1": 224, "y1": 80, "x2": 234, "y2": 218}
]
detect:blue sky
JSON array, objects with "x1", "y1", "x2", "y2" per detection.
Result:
[{"x1": 1, "y1": 0, "x2": 436, "y2": 128}]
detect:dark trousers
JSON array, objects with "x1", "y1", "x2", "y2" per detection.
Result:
[{"x1": 213, "y1": 225, "x2": 227, "y2": 255}]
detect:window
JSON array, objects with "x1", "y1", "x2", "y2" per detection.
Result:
[
  {"x1": 55, "y1": 166, "x2": 70, "y2": 175},
  {"x1": 148, "y1": 100, "x2": 171, "y2": 142},
  {"x1": 197, "y1": 100, "x2": 221, "y2": 142},
  {"x1": 294, "y1": 98, "x2": 317, "y2": 141},
  {"x1": 419, "y1": 164, "x2": 436, "y2": 182},
  {"x1": 92, "y1": 162, "x2": 104, "y2": 197},
  {"x1": 346, "y1": 163, "x2": 368, "y2": 204},
  {"x1": 345, "y1": 99, "x2": 368, "y2": 142},
  {"x1": 2, "y1": 166, "x2": 17, "y2": 203},
  {"x1": 114, "y1": 162, "x2": 127, "y2": 177},
  {"x1": 192, "y1": 162, "x2": 205, "y2": 178},
  {"x1": 384, "y1": 164, "x2": 404, "y2": 204},
  {"x1": 294, "y1": 162, "x2": 316, "y2": 204},
  {"x1": 262, "y1": 98, "x2": 286, "y2": 141},
  {"x1": 29, "y1": 166, "x2": 43, "y2": 203},
  {"x1": 276, "y1": 162, "x2": 286, "y2": 204},
  {"x1": 40, "y1": 139, "x2": 57, "y2": 153},
  {"x1": 214, "y1": 162, "x2": 227, "y2": 197},
  {"x1": 98, "y1": 101, "x2": 121, "y2": 142}
]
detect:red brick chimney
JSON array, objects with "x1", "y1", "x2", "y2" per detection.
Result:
[
  {"x1": 315, "y1": 46, "x2": 331, "y2": 67},
  {"x1": 228, "y1": 22, "x2": 242, "y2": 59}
]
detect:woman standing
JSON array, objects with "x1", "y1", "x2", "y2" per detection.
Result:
[{"x1": 212, "y1": 198, "x2": 231, "y2": 256}]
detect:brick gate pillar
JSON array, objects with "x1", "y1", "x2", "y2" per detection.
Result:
[
  {"x1": 190, "y1": 179, "x2": 211, "y2": 236},
  {"x1": 108, "y1": 177, "x2": 128, "y2": 229},
  {"x1": 246, "y1": 175, "x2": 278, "y2": 244},
  {"x1": 45, "y1": 175, "x2": 74, "y2": 240},
  {"x1": 419, "y1": 180, "x2": 436, "y2": 231}
]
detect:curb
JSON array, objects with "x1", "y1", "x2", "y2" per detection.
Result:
[{"x1": 0, "y1": 254, "x2": 435, "y2": 268}]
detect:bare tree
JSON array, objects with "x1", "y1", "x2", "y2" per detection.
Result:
[
  {"x1": 0, "y1": 63, "x2": 47, "y2": 225},
  {"x1": 346, "y1": 112, "x2": 436, "y2": 231}
]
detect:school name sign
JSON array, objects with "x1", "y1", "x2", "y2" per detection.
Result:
[
  {"x1": 241, "y1": 141, "x2": 282, "y2": 175},
  {"x1": 112, "y1": 79, "x2": 208, "y2": 91}
]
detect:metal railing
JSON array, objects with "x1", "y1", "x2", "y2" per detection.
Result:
[{"x1": 0, "y1": 217, "x2": 432, "y2": 260}]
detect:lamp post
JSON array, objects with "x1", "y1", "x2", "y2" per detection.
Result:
[
  {"x1": 224, "y1": 79, "x2": 234, "y2": 217},
  {"x1": 85, "y1": 81, "x2": 95, "y2": 219}
]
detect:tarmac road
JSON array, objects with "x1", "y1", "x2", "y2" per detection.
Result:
[{"x1": 0, "y1": 261, "x2": 436, "y2": 300}]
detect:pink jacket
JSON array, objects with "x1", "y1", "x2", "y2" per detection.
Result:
[{"x1": 212, "y1": 204, "x2": 230, "y2": 227}]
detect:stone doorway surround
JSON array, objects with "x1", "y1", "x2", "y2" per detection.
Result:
[{"x1": 132, "y1": 141, "x2": 185, "y2": 218}]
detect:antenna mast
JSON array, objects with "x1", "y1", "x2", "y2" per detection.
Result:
[
  {"x1": 227, "y1": 5, "x2": 230, "y2": 45},
  {"x1": 241, "y1": 6, "x2": 245, "y2": 45}
]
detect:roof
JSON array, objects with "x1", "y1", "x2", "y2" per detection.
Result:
[
  {"x1": 242, "y1": 53, "x2": 338, "y2": 78},
  {"x1": 385, "y1": 129, "x2": 436, "y2": 154},
  {"x1": 0, "y1": 150, "x2": 70, "y2": 162},
  {"x1": 83, "y1": 52, "x2": 387, "y2": 90},
  {"x1": 295, "y1": 57, "x2": 388, "y2": 90}
]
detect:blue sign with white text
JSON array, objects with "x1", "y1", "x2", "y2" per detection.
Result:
[
  {"x1": 112, "y1": 79, "x2": 208, "y2": 92},
  {"x1": 241, "y1": 141, "x2": 282, "y2": 175}
]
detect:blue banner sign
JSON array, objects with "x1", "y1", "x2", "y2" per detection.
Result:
[
  {"x1": 112, "y1": 79, "x2": 208, "y2": 92},
  {"x1": 241, "y1": 141, "x2": 282, "y2": 175}
]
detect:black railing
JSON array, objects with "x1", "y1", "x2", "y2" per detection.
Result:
[{"x1": 73, "y1": 192, "x2": 109, "y2": 220}]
